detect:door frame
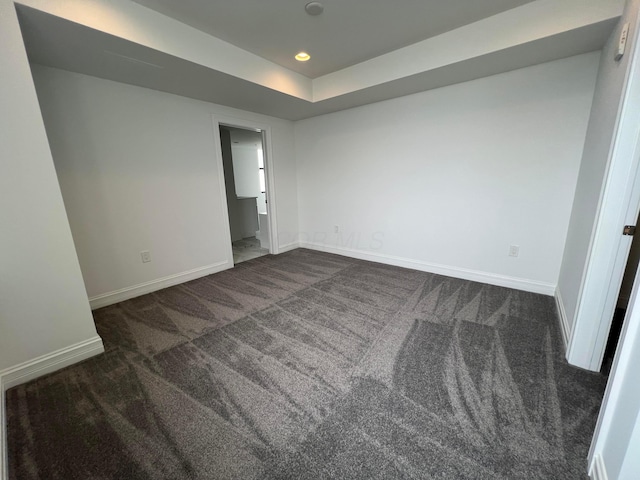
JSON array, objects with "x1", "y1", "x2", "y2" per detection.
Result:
[
  {"x1": 588, "y1": 267, "x2": 640, "y2": 476},
  {"x1": 587, "y1": 8, "x2": 640, "y2": 470},
  {"x1": 211, "y1": 115, "x2": 279, "y2": 263},
  {"x1": 567, "y1": 6, "x2": 640, "y2": 372}
]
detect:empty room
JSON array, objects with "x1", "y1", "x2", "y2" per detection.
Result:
[{"x1": 2, "y1": 0, "x2": 640, "y2": 479}]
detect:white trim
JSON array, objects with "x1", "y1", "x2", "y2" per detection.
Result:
[
  {"x1": 300, "y1": 242, "x2": 556, "y2": 295},
  {"x1": 261, "y1": 128, "x2": 279, "y2": 254},
  {"x1": 0, "y1": 335, "x2": 105, "y2": 479},
  {"x1": 555, "y1": 288, "x2": 571, "y2": 350},
  {"x1": 89, "y1": 261, "x2": 231, "y2": 309},
  {"x1": 212, "y1": 115, "x2": 280, "y2": 255},
  {"x1": 277, "y1": 242, "x2": 300, "y2": 254},
  {"x1": 0, "y1": 336, "x2": 105, "y2": 392},
  {"x1": 590, "y1": 454, "x2": 609, "y2": 480},
  {"x1": 589, "y1": 263, "x2": 640, "y2": 474},
  {"x1": 568, "y1": 6, "x2": 640, "y2": 372}
]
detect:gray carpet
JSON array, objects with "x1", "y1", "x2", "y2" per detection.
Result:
[{"x1": 6, "y1": 249, "x2": 606, "y2": 479}]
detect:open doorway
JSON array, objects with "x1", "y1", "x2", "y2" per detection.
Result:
[{"x1": 219, "y1": 124, "x2": 270, "y2": 264}]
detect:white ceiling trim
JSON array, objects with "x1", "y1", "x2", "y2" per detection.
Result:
[
  {"x1": 313, "y1": 0, "x2": 624, "y2": 102},
  {"x1": 17, "y1": 0, "x2": 314, "y2": 101},
  {"x1": 15, "y1": 0, "x2": 624, "y2": 120}
]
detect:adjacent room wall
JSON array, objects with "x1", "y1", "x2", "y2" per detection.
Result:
[
  {"x1": 295, "y1": 52, "x2": 600, "y2": 294},
  {"x1": 232, "y1": 144, "x2": 267, "y2": 214},
  {"x1": 221, "y1": 127, "x2": 245, "y2": 243},
  {"x1": 31, "y1": 65, "x2": 297, "y2": 304},
  {"x1": 557, "y1": 0, "x2": 640, "y2": 337},
  {"x1": 0, "y1": 0, "x2": 100, "y2": 374},
  {"x1": 221, "y1": 128, "x2": 260, "y2": 241}
]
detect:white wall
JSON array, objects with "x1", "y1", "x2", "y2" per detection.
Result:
[
  {"x1": 295, "y1": 53, "x2": 600, "y2": 293},
  {"x1": 0, "y1": 0, "x2": 100, "y2": 373},
  {"x1": 221, "y1": 128, "x2": 245, "y2": 243},
  {"x1": 615, "y1": 394, "x2": 640, "y2": 479},
  {"x1": 31, "y1": 65, "x2": 297, "y2": 302},
  {"x1": 558, "y1": 0, "x2": 640, "y2": 335},
  {"x1": 619, "y1": 408, "x2": 640, "y2": 478},
  {"x1": 232, "y1": 144, "x2": 267, "y2": 214},
  {"x1": 221, "y1": 129, "x2": 260, "y2": 242}
]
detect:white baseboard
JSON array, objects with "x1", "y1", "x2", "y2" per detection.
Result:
[
  {"x1": 89, "y1": 261, "x2": 231, "y2": 309},
  {"x1": 0, "y1": 335, "x2": 105, "y2": 480},
  {"x1": 277, "y1": 242, "x2": 300, "y2": 254},
  {"x1": 590, "y1": 454, "x2": 609, "y2": 480},
  {"x1": 555, "y1": 288, "x2": 571, "y2": 350},
  {"x1": 0, "y1": 336, "x2": 104, "y2": 392},
  {"x1": 299, "y1": 242, "x2": 556, "y2": 295}
]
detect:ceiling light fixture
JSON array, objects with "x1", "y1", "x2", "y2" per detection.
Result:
[
  {"x1": 295, "y1": 52, "x2": 311, "y2": 62},
  {"x1": 305, "y1": 2, "x2": 324, "y2": 16}
]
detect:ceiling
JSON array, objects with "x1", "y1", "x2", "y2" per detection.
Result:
[
  {"x1": 130, "y1": 0, "x2": 537, "y2": 78},
  {"x1": 16, "y1": 0, "x2": 623, "y2": 121}
]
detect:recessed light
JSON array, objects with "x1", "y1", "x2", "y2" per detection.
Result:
[
  {"x1": 295, "y1": 52, "x2": 311, "y2": 62},
  {"x1": 305, "y1": 2, "x2": 324, "y2": 16}
]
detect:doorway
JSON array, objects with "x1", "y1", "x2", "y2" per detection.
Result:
[{"x1": 218, "y1": 124, "x2": 271, "y2": 264}]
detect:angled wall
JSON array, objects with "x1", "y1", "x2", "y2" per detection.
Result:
[
  {"x1": 0, "y1": 0, "x2": 101, "y2": 376},
  {"x1": 1, "y1": 5, "x2": 103, "y2": 476}
]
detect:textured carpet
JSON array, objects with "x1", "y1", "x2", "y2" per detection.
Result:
[{"x1": 6, "y1": 249, "x2": 607, "y2": 479}]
